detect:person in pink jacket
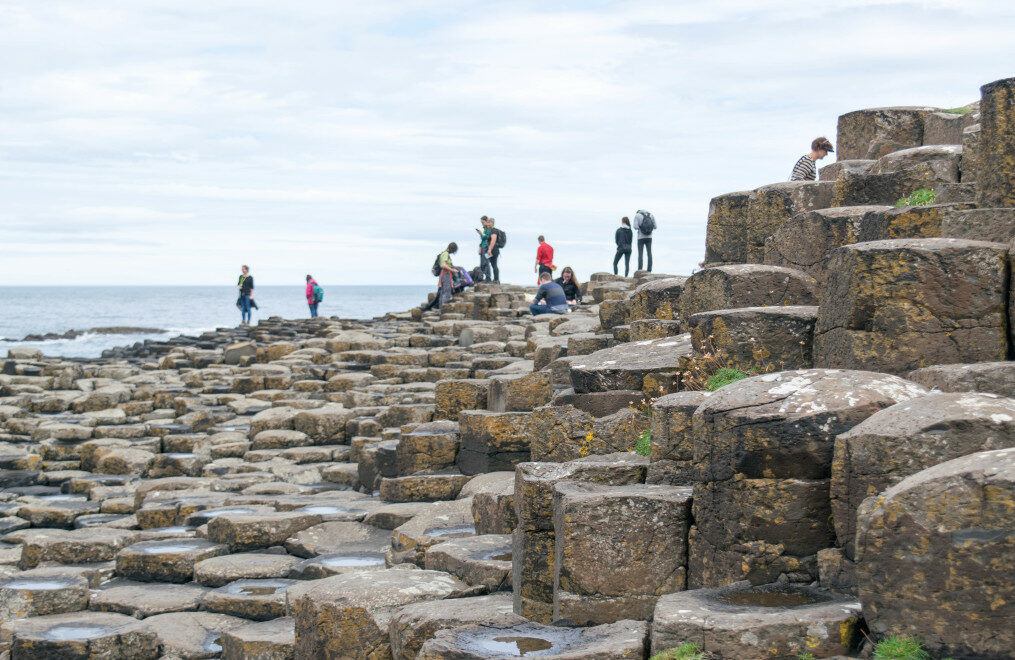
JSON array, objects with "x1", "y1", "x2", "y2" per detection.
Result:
[{"x1": 305, "y1": 275, "x2": 323, "y2": 318}]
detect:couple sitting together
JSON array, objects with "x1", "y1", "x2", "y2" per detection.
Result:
[{"x1": 530, "y1": 266, "x2": 581, "y2": 316}]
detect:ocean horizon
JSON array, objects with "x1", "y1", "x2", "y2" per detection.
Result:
[{"x1": 0, "y1": 285, "x2": 433, "y2": 358}]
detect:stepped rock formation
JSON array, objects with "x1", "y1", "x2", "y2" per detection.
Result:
[{"x1": 1, "y1": 75, "x2": 1014, "y2": 659}]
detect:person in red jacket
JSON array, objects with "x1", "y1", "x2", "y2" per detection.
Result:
[
  {"x1": 305, "y1": 275, "x2": 322, "y2": 318},
  {"x1": 535, "y1": 235, "x2": 554, "y2": 283}
]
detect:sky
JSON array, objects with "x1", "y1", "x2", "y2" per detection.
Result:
[{"x1": 1, "y1": 0, "x2": 1013, "y2": 286}]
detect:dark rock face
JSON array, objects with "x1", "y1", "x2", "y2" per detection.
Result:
[
  {"x1": 647, "y1": 391, "x2": 711, "y2": 486},
  {"x1": 552, "y1": 482, "x2": 692, "y2": 624},
  {"x1": 764, "y1": 205, "x2": 891, "y2": 283},
  {"x1": 836, "y1": 106, "x2": 932, "y2": 160},
  {"x1": 457, "y1": 411, "x2": 534, "y2": 475},
  {"x1": 831, "y1": 147, "x2": 962, "y2": 207},
  {"x1": 705, "y1": 190, "x2": 754, "y2": 264},
  {"x1": 688, "y1": 369, "x2": 927, "y2": 587},
  {"x1": 628, "y1": 277, "x2": 688, "y2": 321},
  {"x1": 977, "y1": 76, "x2": 1015, "y2": 207},
  {"x1": 677, "y1": 265, "x2": 818, "y2": 327},
  {"x1": 530, "y1": 404, "x2": 647, "y2": 463},
  {"x1": 907, "y1": 361, "x2": 1015, "y2": 397},
  {"x1": 831, "y1": 391, "x2": 1015, "y2": 556},
  {"x1": 512, "y1": 454, "x2": 648, "y2": 623},
  {"x1": 941, "y1": 207, "x2": 1015, "y2": 242},
  {"x1": 855, "y1": 448, "x2": 1015, "y2": 659},
  {"x1": 687, "y1": 305, "x2": 817, "y2": 372},
  {"x1": 814, "y1": 238, "x2": 1009, "y2": 375},
  {"x1": 568, "y1": 335, "x2": 692, "y2": 395}
]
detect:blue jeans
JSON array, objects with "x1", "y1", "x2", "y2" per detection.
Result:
[
  {"x1": 309, "y1": 303, "x2": 318, "y2": 318},
  {"x1": 239, "y1": 294, "x2": 252, "y2": 323},
  {"x1": 530, "y1": 303, "x2": 565, "y2": 316}
]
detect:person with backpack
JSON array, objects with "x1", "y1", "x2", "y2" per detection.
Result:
[
  {"x1": 236, "y1": 265, "x2": 254, "y2": 326},
  {"x1": 422, "y1": 242, "x2": 459, "y2": 311},
  {"x1": 305, "y1": 275, "x2": 323, "y2": 318},
  {"x1": 613, "y1": 217, "x2": 633, "y2": 277},
  {"x1": 632, "y1": 210, "x2": 656, "y2": 272},
  {"x1": 486, "y1": 217, "x2": 504, "y2": 283}
]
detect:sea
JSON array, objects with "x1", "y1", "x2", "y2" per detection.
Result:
[{"x1": 0, "y1": 286, "x2": 433, "y2": 359}]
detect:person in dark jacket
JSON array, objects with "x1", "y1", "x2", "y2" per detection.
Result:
[
  {"x1": 554, "y1": 266, "x2": 582, "y2": 306},
  {"x1": 530, "y1": 272, "x2": 568, "y2": 315},
  {"x1": 237, "y1": 265, "x2": 254, "y2": 326},
  {"x1": 613, "y1": 217, "x2": 633, "y2": 276}
]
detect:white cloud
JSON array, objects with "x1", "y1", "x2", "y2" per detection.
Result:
[{"x1": 0, "y1": 0, "x2": 1013, "y2": 286}]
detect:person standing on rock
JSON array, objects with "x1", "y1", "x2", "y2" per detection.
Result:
[
  {"x1": 790, "y1": 137, "x2": 834, "y2": 181},
  {"x1": 613, "y1": 217, "x2": 633, "y2": 276},
  {"x1": 476, "y1": 216, "x2": 491, "y2": 281},
  {"x1": 305, "y1": 275, "x2": 323, "y2": 318},
  {"x1": 237, "y1": 265, "x2": 254, "y2": 326},
  {"x1": 535, "y1": 235, "x2": 555, "y2": 283},
  {"x1": 632, "y1": 210, "x2": 656, "y2": 272},
  {"x1": 530, "y1": 271, "x2": 569, "y2": 315},
  {"x1": 422, "y1": 242, "x2": 459, "y2": 311},
  {"x1": 486, "y1": 217, "x2": 502, "y2": 283}
]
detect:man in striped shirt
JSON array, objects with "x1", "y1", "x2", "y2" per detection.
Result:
[{"x1": 790, "y1": 137, "x2": 834, "y2": 181}]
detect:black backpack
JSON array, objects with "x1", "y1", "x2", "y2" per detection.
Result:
[
  {"x1": 637, "y1": 211, "x2": 656, "y2": 235},
  {"x1": 431, "y1": 254, "x2": 442, "y2": 277},
  {"x1": 492, "y1": 228, "x2": 507, "y2": 248}
]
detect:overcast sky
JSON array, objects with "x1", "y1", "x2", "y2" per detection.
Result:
[{"x1": 1, "y1": 0, "x2": 1013, "y2": 286}]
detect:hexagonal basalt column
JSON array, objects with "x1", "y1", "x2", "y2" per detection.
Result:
[
  {"x1": 116, "y1": 538, "x2": 228, "y2": 583},
  {"x1": 288, "y1": 569, "x2": 471, "y2": 660},
  {"x1": 855, "y1": 448, "x2": 1015, "y2": 659},
  {"x1": 836, "y1": 106, "x2": 931, "y2": 160},
  {"x1": 677, "y1": 265, "x2": 818, "y2": 327},
  {"x1": 687, "y1": 305, "x2": 818, "y2": 372},
  {"x1": 831, "y1": 391, "x2": 1015, "y2": 557},
  {"x1": 552, "y1": 482, "x2": 692, "y2": 625},
  {"x1": 814, "y1": 238, "x2": 1009, "y2": 375},
  {"x1": 457, "y1": 411, "x2": 534, "y2": 475},
  {"x1": 512, "y1": 453, "x2": 647, "y2": 622},
  {"x1": 689, "y1": 369, "x2": 927, "y2": 588},
  {"x1": 1, "y1": 611, "x2": 160, "y2": 659},
  {"x1": 977, "y1": 76, "x2": 1015, "y2": 207},
  {"x1": 651, "y1": 583, "x2": 861, "y2": 659}
]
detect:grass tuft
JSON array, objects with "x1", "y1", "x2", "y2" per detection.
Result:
[
  {"x1": 940, "y1": 106, "x2": 973, "y2": 114},
  {"x1": 872, "y1": 634, "x2": 931, "y2": 660},
  {"x1": 635, "y1": 429, "x2": 652, "y2": 457},
  {"x1": 705, "y1": 367, "x2": 749, "y2": 391},
  {"x1": 894, "y1": 188, "x2": 936, "y2": 207},
  {"x1": 650, "y1": 642, "x2": 709, "y2": 660}
]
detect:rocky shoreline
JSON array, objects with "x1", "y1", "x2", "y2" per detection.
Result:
[
  {"x1": 9, "y1": 327, "x2": 168, "y2": 343},
  {"x1": 0, "y1": 76, "x2": 1013, "y2": 660}
]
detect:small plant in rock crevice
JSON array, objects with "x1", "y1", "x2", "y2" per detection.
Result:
[
  {"x1": 871, "y1": 634, "x2": 931, "y2": 660},
  {"x1": 649, "y1": 641, "x2": 709, "y2": 660},
  {"x1": 679, "y1": 331, "x2": 784, "y2": 392},
  {"x1": 894, "y1": 188, "x2": 936, "y2": 207},
  {"x1": 635, "y1": 428, "x2": 652, "y2": 456}
]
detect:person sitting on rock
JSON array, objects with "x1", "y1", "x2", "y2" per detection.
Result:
[
  {"x1": 530, "y1": 271, "x2": 569, "y2": 316},
  {"x1": 790, "y1": 137, "x2": 834, "y2": 181},
  {"x1": 554, "y1": 266, "x2": 582, "y2": 307}
]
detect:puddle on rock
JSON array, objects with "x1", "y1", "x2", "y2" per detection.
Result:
[
  {"x1": 225, "y1": 580, "x2": 293, "y2": 596},
  {"x1": 3, "y1": 578, "x2": 73, "y2": 591},
  {"x1": 458, "y1": 624, "x2": 581, "y2": 657},
  {"x1": 202, "y1": 632, "x2": 222, "y2": 653},
  {"x1": 140, "y1": 541, "x2": 207, "y2": 554},
  {"x1": 718, "y1": 586, "x2": 830, "y2": 608},
  {"x1": 318, "y1": 554, "x2": 385, "y2": 568},
  {"x1": 488, "y1": 636, "x2": 555, "y2": 656},
  {"x1": 43, "y1": 624, "x2": 110, "y2": 641},
  {"x1": 486, "y1": 552, "x2": 512, "y2": 562},
  {"x1": 166, "y1": 453, "x2": 198, "y2": 459},
  {"x1": 296, "y1": 505, "x2": 356, "y2": 515},
  {"x1": 424, "y1": 524, "x2": 475, "y2": 538}
]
